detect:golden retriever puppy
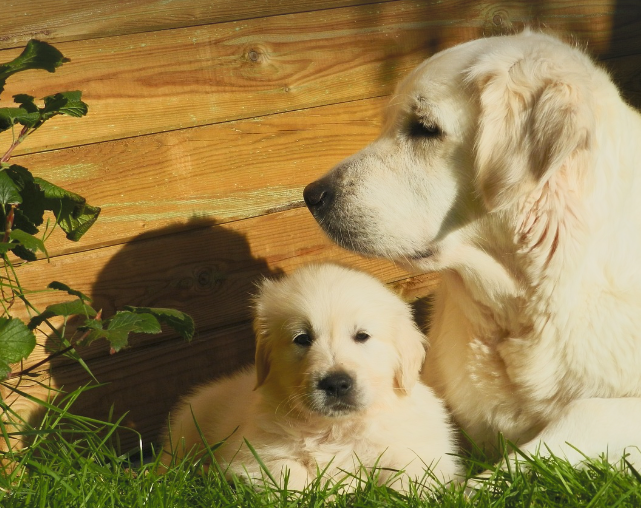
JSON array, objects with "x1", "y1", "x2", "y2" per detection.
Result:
[
  {"x1": 163, "y1": 263, "x2": 460, "y2": 491},
  {"x1": 304, "y1": 30, "x2": 641, "y2": 468}
]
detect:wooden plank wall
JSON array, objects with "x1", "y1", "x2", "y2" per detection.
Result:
[{"x1": 1, "y1": 0, "x2": 640, "y2": 451}]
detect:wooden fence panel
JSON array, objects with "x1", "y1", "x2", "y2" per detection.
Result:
[
  {"x1": 0, "y1": 0, "x2": 390, "y2": 49},
  {"x1": 13, "y1": 97, "x2": 386, "y2": 257}
]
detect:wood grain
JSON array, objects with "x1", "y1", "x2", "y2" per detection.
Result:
[
  {"x1": 3, "y1": 0, "x2": 640, "y2": 55},
  {"x1": 0, "y1": 0, "x2": 477, "y2": 156},
  {"x1": 0, "y1": 0, "x2": 390, "y2": 50},
  {"x1": 4, "y1": 1, "x2": 639, "y2": 156},
  {"x1": 12, "y1": 97, "x2": 386, "y2": 258}
]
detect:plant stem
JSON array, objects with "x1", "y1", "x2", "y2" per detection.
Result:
[
  {"x1": 2, "y1": 204, "x2": 16, "y2": 243},
  {"x1": 0, "y1": 125, "x2": 30, "y2": 163}
]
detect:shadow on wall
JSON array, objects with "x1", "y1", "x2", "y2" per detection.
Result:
[
  {"x1": 47, "y1": 217, "x2": 284, "y2": 452},
  {"x1": 598, "y1": 1, "x2": 641, "y2": 109}
]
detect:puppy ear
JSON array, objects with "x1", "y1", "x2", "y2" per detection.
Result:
[
  {"x1": 394, "y1": 318, "x2": 427, "y2": 395},
  {"x1": 252, "y1": 278, "x2": 273, "y2": 390},
  {"x1": 471, "y1": 43, "x2": 595, "y2": 211},
  {"x1": 253, "y1": 333, "x2": 271, "y2": 390}
]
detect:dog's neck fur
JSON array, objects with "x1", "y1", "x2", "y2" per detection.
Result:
[{"x1": 427, "y1": 91, "x2": 641, "y2": 445}]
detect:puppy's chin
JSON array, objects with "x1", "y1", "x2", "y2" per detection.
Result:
[{"x1": 307, "y1": 391, "x2": 363, "y2": 418}]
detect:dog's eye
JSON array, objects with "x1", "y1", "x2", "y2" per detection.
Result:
[
  {"x1": 293, "y1": 333, "x2": 313, "y2": 347},
  {"x1": 354, "y1": 331, "x2": 370, "y2": 343},
  {"x1": 408, "y1": 120, "x2": 442, "y2": 139}
]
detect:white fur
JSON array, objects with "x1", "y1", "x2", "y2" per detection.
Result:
[
  {"x1": 305, "y1": 31, "x2": 641, "y2": 467},
  {"x1": 163, "y1": 264, "x2": 460, "y2": 491}
]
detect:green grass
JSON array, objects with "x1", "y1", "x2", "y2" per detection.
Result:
[{"x1": 1, "y1": 389, "x2": 640, "y2": 507}]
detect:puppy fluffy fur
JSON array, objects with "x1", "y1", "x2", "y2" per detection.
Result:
[
  {"x1": 163, "y1": 264, "x2": 459, "y2": 490},
  {"x1": 304, "y1": 31, "x2": 641, "y2": 466}
]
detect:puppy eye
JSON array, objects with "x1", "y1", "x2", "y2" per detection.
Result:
[
  {"x1": 293, "y1": 333, "x2": 313, "y2": 347},
  {"x1": 408, "y1": 120, "x2": 442, "y2": 139},
  {"x1": 354, "y1": 331, "x2": 370, "y2": 343}
]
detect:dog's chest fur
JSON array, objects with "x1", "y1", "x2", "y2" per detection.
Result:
[{"x1": 425, "y1": 260, "x2": 641, "y2": 448}]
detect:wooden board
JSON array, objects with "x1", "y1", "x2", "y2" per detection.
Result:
[
  {"x1": 4, "y1": 1, "x2": 640, "y2": 157},
  {"x1": 0, "y1": 0, "x2": 475, "y2": 155},
  {"x1": 3, "y1": 0, "x2": 641, "y2": 55},
  {"x1": 0, "y1": 0, "x2": 390, "y2": 49},
  {"x1": 12, "y1": 97, "x2": 387, "y2": 258}
]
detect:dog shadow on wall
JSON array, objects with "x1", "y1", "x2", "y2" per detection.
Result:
[{"x1": 47, "y1": 217, "x2": 284, "y2": 452}]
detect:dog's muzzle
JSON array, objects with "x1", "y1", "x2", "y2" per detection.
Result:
[
  {"x1": 314, "y1": 371, "x2": 359, "y2": 415},
  {"x1": 303, "y1": 176, "x2": 335, "y2": 219}
]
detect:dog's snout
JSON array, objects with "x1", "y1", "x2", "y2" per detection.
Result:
[
  {"x1": 317, "y1": 372, "x2": 353, "y2": 398},
  {"x1": 303, "y1": 178, "x2": 334, "y2": 213}
]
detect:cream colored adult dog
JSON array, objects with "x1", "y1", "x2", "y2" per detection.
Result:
[
  {"x1": 163, "y1": 264, "x2": 460, "y2": 490},
  {"x1": 304, "y1": 31, "x2": 641, "y2": 467}
]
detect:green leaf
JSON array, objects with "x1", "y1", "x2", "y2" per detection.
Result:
[
  {"x1": 79, "y1": 311, "x2": 162, "y2": 351},
  {"x1": 0, "y1": 167, "x2": 100, "y2": 242},
  {"x1": 0, "y1": 317, "x2": 36, "y2": 366},
  {"x1": 6, "y1": 165, "x2": 45, "y2": 232},
  {"x1": 48, "y1": 281, "x2": 92, "y2": 303},
  {"x1": 28, "y1": 299, "x2": 97, "y2": 330},
  {"x1": 124, "y1": 306, "x2": 195, "y2": 341},
  {"x1": 56, "y1": 202, "x2": 101, "y2": 241},
  {"x1": 0, "y1": 242, "x2": 15, "y2": 254},
  {"x1": 0, "y1": 40, "x2": 69, "y2": 95},
  {"x1": 41, "y1": 91, "x2": 88, "y2": 119},
  {"x1": 0, "y1": 170, "x2": 23, "y2": 205},
  {"x1": 33, "y1": 176, "x2": 101, "y2": 241},
  {"x1": 0, "y1": 107, "x2": 40, "y2": 133},
  {"x1": 0, "y1": 359, "x2": 11, "y2": 380},
  {"x1": 46, "y1": 299, "x2": 97, "y2": 319},
  {"x1": 9, "y1": 228, "x2": 47, "y2": 257},
  {"x1": 13, "y1": 94, "x2": 38, "y2": 113}
]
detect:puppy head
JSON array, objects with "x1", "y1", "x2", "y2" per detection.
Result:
[
  {"x1": 304, "y1": 31, "x2": 598, "y2": 271},
  {"x1": 253, "y1": 264, "x2": 426, "y2": 417}
]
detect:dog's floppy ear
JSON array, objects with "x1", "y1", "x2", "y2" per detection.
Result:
[
  {"x1": 393, "y1": 317, "x2": 427, "y2": 395},
  {"x1": 253, "y1": 335, "x2": 271, "y2": 390},
  {"x1": 470, "y1": 40, "x2": 595, "y2": 211},
  {"x1": 252, "y1": 279, "x2": 273, "y2": 390}
]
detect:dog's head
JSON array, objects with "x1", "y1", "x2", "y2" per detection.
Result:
[
  {"x1": 252, "y1": 264, "x2": 425, "y2": 417},
  {"x1": 304, "y1": 31, "x2": 599, "y2": 275}
]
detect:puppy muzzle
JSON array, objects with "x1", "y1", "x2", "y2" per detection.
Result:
[{"x1": 312, "y1": 371, "x2": 360, "y2": 416}]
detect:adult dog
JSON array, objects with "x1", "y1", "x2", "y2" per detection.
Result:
[
  {"x1": 304, "y1": 30, "x2": 641, "y2": 466},
  {"x1": 164, "y1": 264, "x2": 459, "y2": 490}
]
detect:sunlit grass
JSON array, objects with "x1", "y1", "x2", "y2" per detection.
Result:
[{"x1": 1, "y1": 389, "x2": 640, "y2": 508}]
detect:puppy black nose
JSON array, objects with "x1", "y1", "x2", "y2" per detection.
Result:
[
  {"x1": 303, "y1": 178, "x2": 334, "y2": 213},
  {"x1": 317, "y1": 372, "x2": 353, "y2": 398}
]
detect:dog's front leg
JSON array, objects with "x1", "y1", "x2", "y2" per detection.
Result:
[
  {"x1": 467, "y1": 397, "x2": 641, "y2": 493},
  {"x1": 515, "y1": 397, "x2": 641, "y2": 467},
  {"x1": 261, "y1": 459, "x2": 311, "y2": 492}
]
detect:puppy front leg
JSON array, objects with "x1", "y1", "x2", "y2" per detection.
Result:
[{"x1": 252, "y1": 459, "x2": 311, "y2": 492}]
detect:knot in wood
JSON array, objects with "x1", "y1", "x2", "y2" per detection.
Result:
[{"x1": 196, "y1": 268, "x2": 212, "y2": 288}]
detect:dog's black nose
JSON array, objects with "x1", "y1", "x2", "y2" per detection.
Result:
[
  {"x1": 317, "y1": 372, "x2": 353, "y2": 398},
  {"x1": 303, "y1": 178, "x2": 334, "y2": 213}
]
